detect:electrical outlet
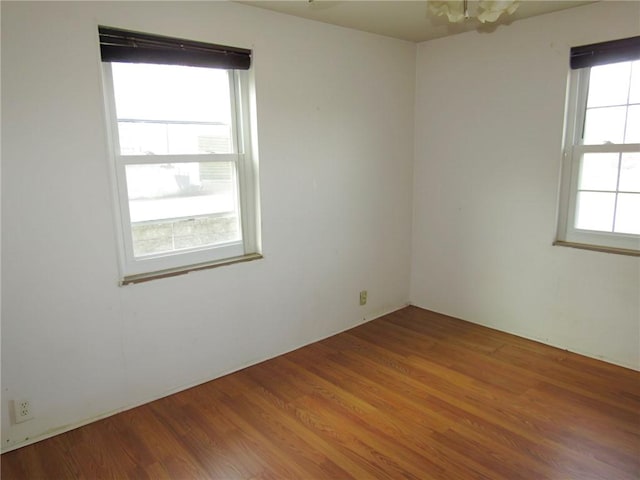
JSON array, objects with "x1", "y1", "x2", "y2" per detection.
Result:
[
  {"x1": 359, "y1": 290, "x2": 367, "y2": 306},
  {"x1": 12, "y1": 399, "x2": 33, "y2": 423}
]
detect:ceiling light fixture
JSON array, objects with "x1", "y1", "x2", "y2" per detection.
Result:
[{"x1": 429, "y1": 0, "x2": 519, "y2": 23}]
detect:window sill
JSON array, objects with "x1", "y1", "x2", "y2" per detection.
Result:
[
  {"x1": 553, "y1": 241, "x2": 639, "y2": 257},
  {"x1": 120, "y1": 252, "x2": 263, "y2": 285}
]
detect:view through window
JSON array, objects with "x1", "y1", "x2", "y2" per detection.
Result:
[
  {"x1": 100, "y1": 26, "x2": 259, "y2": 281},
  {"x1": 111, "y1": 63, "x2": 242, "y2": 258},
  {"x1": 558, "y1": 36, "x2": 640, "y2": 254},
  {"x1": 574, "y1": 60, "x2": 640, "y2": 236}
]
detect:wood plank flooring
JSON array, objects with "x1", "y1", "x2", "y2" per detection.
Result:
[{"x1": 2, "y1": 306, "x2": 639, "y2": 479}]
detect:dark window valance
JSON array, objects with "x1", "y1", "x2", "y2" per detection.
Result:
[
  {"x1": 98, "y1": 26, "x2": 251, "y2": 70},
  {"x1": 570, "y1": 35, "x2": 640, "y2": 70}
]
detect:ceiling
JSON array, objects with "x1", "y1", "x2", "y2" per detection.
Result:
[{"x1": 237, "y1": 1, "x2": 596, "y2": 43}]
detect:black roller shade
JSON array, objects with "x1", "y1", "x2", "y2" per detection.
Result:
[
  {"x1": 99, "y1": 26, "x2": 251, "y2": 70},
  {"x1": 570, "y1": 35, "x2": 640, "y2": 70}
]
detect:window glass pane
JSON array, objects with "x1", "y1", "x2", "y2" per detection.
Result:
[
  {"x1": 614, "y1": 193, "x2": 640, "y2": 235},
  {"x1": 111, "y1": 63, "x2": 233, "y2": 155},
  {"x1": 629, "y1": 61, "x2": 640, "y2": 105},
  {"x1": 578, "y1": 153, "x2": 619, "y2": 191},
  {"x1": 575, "y1": 192, "x2": 615, "y2": 232},
  {"x1": 586, "y1": 62, "x2": 631, "y2": 108},
  {"x1": 125, "y1": 162, "x2": 241, "y2": 257},
  {"x1": 624, "y1": 105, "x2": 640, "y2": 144},
  {"x1": 118, "y1": 122, "x2": 232, "y2": 155},
  {"x1": 619, "y1": 153, "x2": 640, "y2": 193},
  {"x1": 583, "y1": 106, "x2": 626, "y2": 144}
]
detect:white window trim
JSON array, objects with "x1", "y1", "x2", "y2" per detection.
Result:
[
  {"x1": 556, "y1": 65, "x2": 640, "y2": 254},
  {"x1": 102, "y1": 64, "x2": 261, "y2": 282}
]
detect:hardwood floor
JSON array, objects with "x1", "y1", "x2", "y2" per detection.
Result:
[{"x1": 2, "y1": 306, "x2": 639, "y2": 479}]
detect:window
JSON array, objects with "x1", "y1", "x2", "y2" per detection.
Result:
[
  {"x1": 557, "y1": 36, "x2": 640, "y2": 254},
  {"x1": 99, "y1": 27, "x2": 261, "y2": 283}
]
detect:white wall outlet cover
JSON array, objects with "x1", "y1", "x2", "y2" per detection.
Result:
[{"x1": 12, "y1": 399, "x2": 33, "y2": 423}]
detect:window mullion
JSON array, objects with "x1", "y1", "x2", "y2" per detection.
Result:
[
  {"x1": 119, "y1": 153, "x2": 239, "y2": 165},
  {"x1": 574, "y1": 143, "x2": 640, "y2": 154},
  {"x1": 575, "y1": 68, "x2": 590, "y2": 145},
  {"x1": 621, "y1": 65, "x2": 633, "y2": 144},
  {"x1": 228, "y1": 70, "x2": 241, "y2": 155},
  {"x1": 611, "y1": 152, "x2": 623, "y2": 232},
  {"x1": 102, "y1": 62, "x2": 136, "y2": 272},
  {"x1": 233, "y1": 70, "x2": 258, "y2": 254}
]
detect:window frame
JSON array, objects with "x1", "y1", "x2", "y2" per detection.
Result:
[
  {"x1": 556, "y1": 60, "x2": 640, "y2": 254},
  {"x1": 102, "y1": 61, "x2": 261, "y2": 283}
]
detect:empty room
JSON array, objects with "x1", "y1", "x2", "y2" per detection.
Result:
[{"x1": 1, "y1": 0, "x2": 639, "y2": 478}]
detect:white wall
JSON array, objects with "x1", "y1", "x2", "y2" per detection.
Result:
[
  {"x1": 411, "y1": 1, "x2": 640, "y2": 370},
  {"x1": 4, "y1": 0, "x2": 639, "y2": 454},
  {"x1": 1, "y1": 1, "x2": 415, "y2": 450}
]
